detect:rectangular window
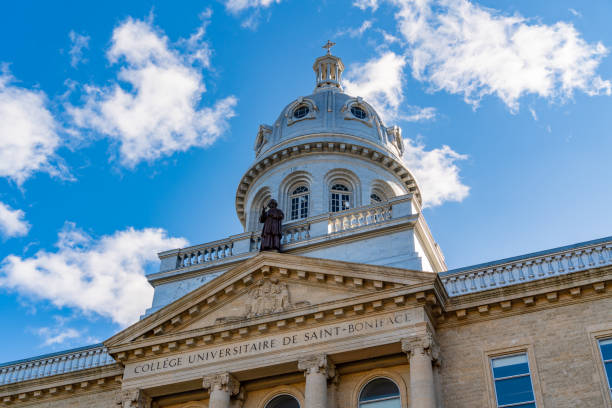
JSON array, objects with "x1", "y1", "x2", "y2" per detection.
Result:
[
  {"x1": 599, "y1": 338, "x2": 612, "y2": 397},
  {"x1": 490, "y1": 353, "x2": 537, "y2": 408}
]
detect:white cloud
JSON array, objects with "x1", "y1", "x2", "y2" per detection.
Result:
[
  {"x1": 343, "y1": 51, "x2": 435, "y2": 122},
  {"x1": 529, "y1": 107, "x2": 538, "y2": 121},
  {"x1": 402, "y1": 138, "x2": 469, "y2": 207},
  {"x1": 224, "y1": 0, "x2": 281, "y2": 13},
  {"x1": 0, "y1": 222, "x2": 187, "y2": 327},
  {"x1": 392, "y1": 0, "x2": 611, "y2": 111},
  {"x1": 36, "y1": 326, "x2": 81, "y2": 347},
  {"x1": 568, "y1": 8, "x2": 581, "y2": 18},
  {"x1": 337, "y1": 20, "x2": 373, "y2": 38},
  {"x1": 0, "y1": 201, "x2": 30, "y2": 239},
  {"x1": 0, "y1": 71, "x2": 65, "y2": 185},
  {"x1": 69, "y1": 31, "x2": 90, "y2": 67},
  {"x1": 68, "y1": 18, "x2": 237, "y2": 167},
  {"x1": 353, "y1": 0, "x2": 380, "y2": 11}
]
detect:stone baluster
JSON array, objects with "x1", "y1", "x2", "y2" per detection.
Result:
[
  {"x1": 565, "y1": 253, "x2": 575, "y2": 271},
  {"x1": 586, "y1": 249, "x2": 596, "y2": 266},
  {"x1": 556, "y1": 255, "x2": 565, "y2": 273},
  {"x1": 298, "y1": 354, "x2": 335, "y2": 408},
  {"x1": 535, "y1": 259, "x2": 545, "y2": 277},
  {"x1": 516, "y1": 263, "x2": 525, "y2": 281},
  {"x1": 202, "y1": 373, "x2": 241, "y2": 408},
  {"x1": 486, "y1": 269, "x2": 496, "y2": 287},
  {"x1": 115, "y1": 389, "x2": 152, "y2": 408},
  {"x1": 402, "y1": 329, "x2": 439, "y2": 408},
  {"x1": 576, "y1": 250, "x2": 585, "y2": 269},
  {"x1": 545, "y1": 257, "x2": 554, "y2": 275}
]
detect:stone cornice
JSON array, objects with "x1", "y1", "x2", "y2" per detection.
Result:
[
  {"x1": 235, "y1": 137, "x2": 422, "y2": 227},
  {"x1": 0, "y1": 364, "x2": 123, "y2": 406},
  {"x1": 436, "y1": 264, "x2": 611, "y2": 327},
  {"x1": 106, "y1": 253, "x2": 438, "y2": 347},
  {"x1": 106, "y1": 282, "x2": 441, "y2": 365}
]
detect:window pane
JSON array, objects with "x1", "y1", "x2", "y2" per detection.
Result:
[
  {"x1": 266, "y1": 394, "x2": 300, "y2": 408},
  {"x1": 600, "y1": 339, "x2": 612, "y2": 360},
  {"x1": 360, "y1": 378, "x2": 400, "y2": 401},
  {"x1": 494, "y1": 376, "x2": 535, "y2": 406},
  {"x1": 492, "y1": 354, "x2": 530, "y2": 378},
  {"x1": 359, "y1": 398, "x2": 400, "y2": 408},
  {"x1": 605, "y1": 362, "x2": 612, "y2": 384},
  {"x1": 506, "y1": 404, "x2": 536, "y2": 408}
]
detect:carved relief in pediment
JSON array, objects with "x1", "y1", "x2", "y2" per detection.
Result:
[{"x1": 245, "y1": 278, "x2": 291, "y2": 318}]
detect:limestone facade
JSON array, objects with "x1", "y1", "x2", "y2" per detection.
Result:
[{"x1": 2, "y1": 48, "x2": 611, "y2": 408}]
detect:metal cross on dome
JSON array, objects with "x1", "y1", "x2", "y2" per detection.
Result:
[{"x1": 322, "y1": 40, "x2": 336, "y2": 55}]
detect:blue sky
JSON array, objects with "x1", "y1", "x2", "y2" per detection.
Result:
[{"x1": 0, "y1": 0, "x2": 611, "y2": 362}]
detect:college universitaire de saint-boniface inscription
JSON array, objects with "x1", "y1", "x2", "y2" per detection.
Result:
[{"x1": 125, "y1": 309, "x2": 419, "y2": 379}]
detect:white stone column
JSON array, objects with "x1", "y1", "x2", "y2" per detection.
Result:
[
  {"x1": 298, "y1": 354, "x2": 335, "y2": 408},
  {"x1": 115, "y1": 389, "x2": 152, "y2": 408},
  {"x1": 402, "y1": 329, "x2": 439, "y2": 408},
  {"x1": 202, "y1": 373, "x2": 241, "y2": 408}
]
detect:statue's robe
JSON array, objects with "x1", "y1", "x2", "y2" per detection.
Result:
[{"x1": 260, "y1": 207, "x2": 284, "y2": 251}]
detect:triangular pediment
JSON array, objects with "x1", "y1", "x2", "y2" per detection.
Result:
[{"x1": 105, "y1": 252, "x2": 438, "y2": 352}]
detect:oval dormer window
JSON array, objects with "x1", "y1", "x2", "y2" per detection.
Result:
[
  {"x1": 293, "y1": 105, "x2": 310, "y2": 119},
  {"x1": 351, "y1": 106, "x2": 367, "y2": 120}
]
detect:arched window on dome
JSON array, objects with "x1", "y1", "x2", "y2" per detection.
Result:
[
  {"x1": 330, "y1": 183, "x2": 351, "y2": 212},
  {"x1": 370, "y1": 187, "x2": 387, "y2": 204},
  {"x1": 359, "y1": 378, "x2": 401, "y2": 408},
  {"x1": 265, "y1": 394, "x2": 300, "y2": 408},
  {"x1": 290, "y1": 185, "x2": 309, "y2": 220}
]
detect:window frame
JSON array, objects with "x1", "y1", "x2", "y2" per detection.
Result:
[
  {"x1": 588, "y1": 324, "x2": 612, "y2": 408},
  {"x1": 358, "y1": 377, "x2": 402, "y2": 408},
  {"x1": 483, "y1": 345, "x2": 544, "y2": 408},
  {"x1": 289, "y1": 185, "x2": 310, "y2": 221},
  {"x1": 264, "y1": 393, "x2": 301, "y2": 408},
  {"x1": 330, "y1": 183, "x2": 352, "y2": 212}
]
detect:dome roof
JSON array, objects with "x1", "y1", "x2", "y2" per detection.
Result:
[
  {"x1": 236, "y1": 46, "x2": 421, "y2": 228},
  {"x1": 253, "y1": 89, "x2": 405, "y2": 161}
]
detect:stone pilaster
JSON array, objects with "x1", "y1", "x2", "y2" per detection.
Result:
[
  {"x1": 402, "y1": 329, "x2": 438, "y2": 408},
  {"x1": 115, "y1": 389, "x2": 152, "y2": 408},
  {"x1": 202, "y1": 373, "x2": 241, "y2": 408},
  {"x1": 298, "y1": 354, "x2": 335, "y2": 408}
]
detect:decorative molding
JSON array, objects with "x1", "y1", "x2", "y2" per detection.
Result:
[
  {"x1": 202, "y1": 373, "x2": 240, "y2": 395},
  {"x1": 297, "y1": 354, "x2": 335, "y2": 378},
  {"x1": 245, "y1": 278, "x2": 292, "y2": 318},
  {"x1": 115, "y1": 389, "x2": 151, "y2": 408},
  {"x1": 401, "y1": 328, "x2": 438, "y2": 361}
]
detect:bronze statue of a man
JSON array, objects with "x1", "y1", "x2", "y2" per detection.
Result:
[{"x1": 259, "y1": 199, "x2": 284, "y2": 251}]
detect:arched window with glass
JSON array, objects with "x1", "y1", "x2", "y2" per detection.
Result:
[
  {"x1": 290, "y1": 186, "x2": 309, "y2": 220},
  {"x1": 330, "y1": 183, "x2": 351, "y2": 212},
  {"x1": 265, "y1": 394, "x2": 300, "y2": 408},
  {"x1": 358, "y1": 378, "x2": 401, "y2": 408}
]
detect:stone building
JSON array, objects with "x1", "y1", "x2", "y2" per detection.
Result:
[{"x1": 1, "y1": 47, "x2": 611, "y2": 408}]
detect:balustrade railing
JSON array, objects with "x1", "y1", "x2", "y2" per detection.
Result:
[
  {"x1": 0, "y1": 345, "x2": 115, "y2": 385},
  {"x1": 251, "y1": 221, "x2": 312, "y2": 251},
  {"x1": 328, "y1": 203, "x2": 392, "y2": 234},
  {"x1": 177, "y1": 240, "x2": 234, "y2": 268},
  {"x1": 441, "y1": 240, "x2": 612, "y2": 296}
]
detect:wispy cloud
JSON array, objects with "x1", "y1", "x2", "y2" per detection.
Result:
[
  {"x1": 568, "y1": 8, "x2": 581, "y2": 18},
  {"x1": 402, "y1": 138, "x2": 470, "y2": 208},
  {"x1": 0, "y1": 222, "x2": 187, "y2": 327},
  {"x1": 224, "y1": 0, "x2": 281, "y2": 13},
  {"x1": 68, "y1": 17, "x2": 237, "y2": 168},
  {"x1": 68, "y1": 31, "x2": 90, "y2": 67},
  {"x1": 337, "y1": 20, "x2": 373, "y2": 38},
  {"x1": 0, "y1": 201, "x2": 30, "y2": 239},
  {"x1": 35, "y1": 326, "x2": 81, "y2": 347},
  {"x1": 0, "y1": 69, "x2": 68, "y2": 185}
]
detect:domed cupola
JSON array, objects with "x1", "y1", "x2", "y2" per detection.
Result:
[{"x1": 236, "y1": 43, "x2": 423, "y2": 230}]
